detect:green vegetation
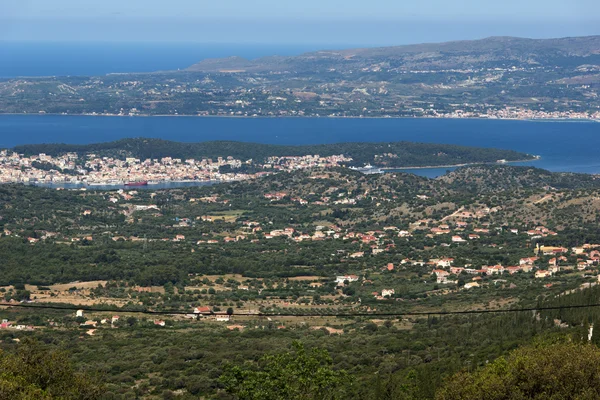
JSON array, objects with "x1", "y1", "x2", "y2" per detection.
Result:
[
  {"x1": 0, "y1": 339, "x2": 102, "y2": 399},
  {"x1": 2, "y1": 159, "x2": 600, "y2": 398},
  {"x1": 437, "y1": 340, "x2": 600, "y2": 400},
  {"x1": 220, "y1": 341, "x2": 352, "y2": 400}
]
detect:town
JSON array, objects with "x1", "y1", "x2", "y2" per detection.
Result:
[{"x1": 0, "y1": 149, "x2": 352, "y2": 185}]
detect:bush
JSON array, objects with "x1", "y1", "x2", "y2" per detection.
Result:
[{"x1": 436, "y1": 340, "x2": 600, "y2": 400}]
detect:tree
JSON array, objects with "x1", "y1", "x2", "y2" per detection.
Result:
[
  {"x1": 436, "y1": 340, "x2": 600, "y2": 400},
  {"x1": 0, "y1": 338, "x2": 103, "y2": 399},
  {"x1": 220, "y1": 341, "x2": 352, "y2": 400},
  {"x1": 227, "y1": 307, "x2": 234, "y2": 316}
]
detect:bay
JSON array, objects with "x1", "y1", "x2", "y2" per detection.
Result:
[{"x1": 0, "y1": 115, "x2": 599, "y2": 178}]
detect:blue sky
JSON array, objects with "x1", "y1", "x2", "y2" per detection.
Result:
[{"x1": 2, "y1": 0, "x2": 600, "y2": 44}]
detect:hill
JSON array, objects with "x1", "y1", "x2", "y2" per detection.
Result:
[
  {"x1": 439, "y1": 165, "x2": 600, "y2": 191},
  {"x1": 187, "y1": 35, "x2": 600, "y2": 73},
  {"x1": 3, "y1": 35, "x2": 600, "y2": 118}
]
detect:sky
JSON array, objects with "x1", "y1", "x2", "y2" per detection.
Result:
[{"x1": 2, "y1": 0, "x2": 600, "y2": 45}]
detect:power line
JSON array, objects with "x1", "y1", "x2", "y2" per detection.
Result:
[{"x1": 2, "y1": 302, "x2": 600, "y2": 318}]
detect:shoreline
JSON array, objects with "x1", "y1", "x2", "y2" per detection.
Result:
[
  {"x1": 0, "y1": 113, "x2": 598, "y2": 123},
  {"x1": 381, "y1": 157, "x2": 540, "y2": 171}
]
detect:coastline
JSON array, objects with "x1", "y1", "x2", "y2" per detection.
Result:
[
  {"x1": 381, "y1": 157, "x2": 541, "y2": 171},
  {"x1": 0, "y1": 113, "x2": 598, "y2": 123}
]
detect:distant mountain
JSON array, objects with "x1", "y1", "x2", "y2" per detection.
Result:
[
  {"x1": 4, "y1": 35, "x2": 600, "y2": 118},
  {"x1": 187, "y1": 35, "x2": 600, "y2": 73}
]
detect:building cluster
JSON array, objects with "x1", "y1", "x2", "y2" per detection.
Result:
[
  {"x1": 430, "y1": 107, "x2": 600, "y2": 120},
  {"x1": 0, "y1": 318, "x2": 34, "y2": 331},
  {"x1": 398, "y1": 244, "x2": 600, "y2": 289},
  {"x1": 263, "y1": 154, "x2": 352, "y2": 170},
  {"x1": 0, "y1": 151, "x2": 353, "y2": 185}
]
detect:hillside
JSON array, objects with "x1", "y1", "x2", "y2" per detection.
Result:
[
  {"x1": 187, "y1": 35, "x2": 600, "y2": 73},
  {"x1": 3, "y1": 35, "x2": 600, "y2": 118},
  {"x1": 3, "y1": 159, "x2": 600, "y2": 398},
  {"x1": 439, "y1": 165, "x2": 600, "y2": 191}
]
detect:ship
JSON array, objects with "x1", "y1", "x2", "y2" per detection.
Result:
[
  {"x1": 349, "y1": 164, "x2": 384, "y2": 175},
  {"x1": 124, "y1": 181, "x2": 149, "y2": 187}
]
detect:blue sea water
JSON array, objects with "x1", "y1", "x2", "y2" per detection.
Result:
[
  {"x1": 0, "y1": 42, "x2": 345, "y2": 78},
  {"x1": 0, "y1": 115, "x2": 599, "y2": 178}
]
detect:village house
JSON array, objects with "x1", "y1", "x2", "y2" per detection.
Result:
[
  {"x1": 433, "y1": 269, "x2": 451, "y2": 284},
  {"x1": 464, "y1": 282, "x2": 480, "y2": 289},
  {"x1": 521, "y1": 264, "x2": 535, "y2": 273},
  {"x1": 486, "y1": 265, "x2": 505, "y2": 275},
  {"x1": 505, "y1": 266, "x2": 522, "y2": 275},
  {"x1": 450, "y1": 266, "x2": 464, "y2": 275},
  {"x1": 436, "y1": 258, "x2": 455, "y2": 268},
  {"x1": 520, "y1": 257, "x2": 538, "y2": 266},
  {"x1": 535, "y1": 270, "x2": 553, "y2": 278},
  {"x1": 194, "y1": 306, "x2": 212, "y2": 315},
  {"x1": 539, "y1": 246, "x2": 568, "y2": 256}
]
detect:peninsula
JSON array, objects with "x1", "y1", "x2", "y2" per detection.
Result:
[
  {"x1": 1, "y1": 35, "x2": 600, "y2": 119},
  {"x1": 2, "y1": 138, "x2": 534, "y2": 185}
]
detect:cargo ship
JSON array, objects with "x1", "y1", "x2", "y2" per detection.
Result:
[{"x1": 124, "y1": 181, "x2": 148, "y2": 187}]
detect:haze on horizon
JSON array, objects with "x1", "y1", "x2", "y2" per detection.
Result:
[{"x1": 2, "y1": 0, "x2": 600, "y2": 46}]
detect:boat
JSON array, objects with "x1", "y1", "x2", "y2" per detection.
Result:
[
  {"x1": 124, "y1": 181, "x2": 148, "y2": 187},
  {"x1": 350, "y1": 164, "x2": 383, "y2": 175}
]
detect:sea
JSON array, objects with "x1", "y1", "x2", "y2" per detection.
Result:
[
  {"x1": 0, "y1": 42, "x2": 346, "y2": 78},
  {"x1": 0, "y1": 116, "x2": 599, "y2": 182},
  {"x1": 1, "y1": 42, "x2": 600, "y2": 184}
]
